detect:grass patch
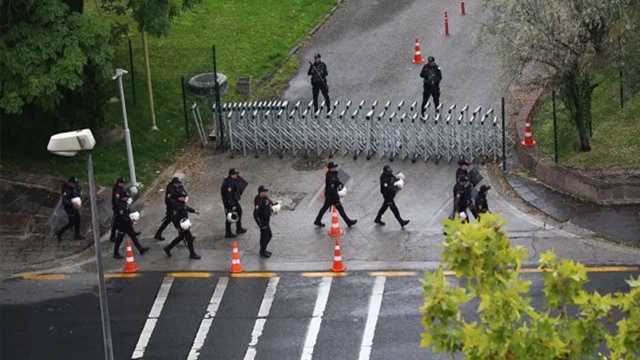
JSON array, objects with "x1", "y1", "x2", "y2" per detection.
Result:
[
  {"x1": 1, "y1": 0, "x2": 337, "y2": 186},
  {"x1": 530, "y1": 63, "x2": 640, "y2": 168}
]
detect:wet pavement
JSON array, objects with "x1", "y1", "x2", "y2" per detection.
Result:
[{"x1": 504, "y1": 172, "x2": 640, "y2": 246}]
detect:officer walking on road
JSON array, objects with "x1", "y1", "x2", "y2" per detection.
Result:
[
  {"x1": 475, "y1": 185, "x2": 491, "y2": 217},
  {"x1": 254, "y1": 185, "x2": 274, "y2": 258},
  {"x1": 110, "y1": 177, "x2": 128, "y2": 242},
  {"x1": 163, "y1": 195, "x2": 201, "y2": 259},
  {"x1": 55, "y1": 177, "x2": 84, "y2": 241},
  {"x1": 453, "y1": 175, "x2": 472, "y2": 223},
  {"x1": 113, "y1": 191, "x2": 149, "y2": 259},
  {"x1": 221, "y1": 168, "x2": 247, "y2": 238},
  {"x1": 154, "y1": 177, "x2": 185, "y2": 241},
  {"x1": 420, "y1": 56, "x2": 443, "y2": 116},
  {"x1": 374, "y1": 165, "x2": 410, "y2": 227},
  {"x1": 308, "y1": 53, "x2": 330, "y2": 114},
  {"x1": 314, "y1": 162, "x2": 357, "y2": 227}
]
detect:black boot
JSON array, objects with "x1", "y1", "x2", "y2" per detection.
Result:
[
  {"x1": 236, "y1": 221, "x2": 247, "y2": 234},
  {"x1": 374, "y1": 217, "x2": 386, "y2": 226},
  {"x1": 347, "y1": 219, "x2": 358, "y2": 227},
  {"x1": 113, "y1": 253, "x2": 124, "y2": 260},
  {"x1": 56, "y1": 230, "x2": 63, "y2": 242},
  {"x1": 400, "y1": 219, "x2": 410, "y2": 227}
]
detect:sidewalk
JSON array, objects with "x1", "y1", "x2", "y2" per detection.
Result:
[{"x1": 503, "y1": 172, "x2": 640, "y2": 246}]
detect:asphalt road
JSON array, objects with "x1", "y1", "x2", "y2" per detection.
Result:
[{"x1": 2, "y1": 269, "x2": 638, "y2": 360}]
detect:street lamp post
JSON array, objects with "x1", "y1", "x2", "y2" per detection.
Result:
[
  {"x1": 113, "y1": 69, "x2": 138, "y2": 189},
  {"x1": 47, "y1": 129, "x2": 114, "y2": 360}
]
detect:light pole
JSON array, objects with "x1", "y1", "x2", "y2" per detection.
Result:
[
  {"x1": 113, "y1": 69, "x2": 139, "y2": 190},
  {"x1": 47, "y1": 129, "x2": 114, "y2": 360}
]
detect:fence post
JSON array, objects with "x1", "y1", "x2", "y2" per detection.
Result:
[
  {"x1": 128, "y1": 39, "x2": 137, "y2": 106},
  {"x1": 619, "y1": 35, "x2": 624, "y2": 109},
  {"x1": 213, "y1": 45, "x2": 224, "y2": 149},
  {"x1": 552, "y1": 90, "x2": 558, "y2": 164},
  {"x1": 181, "y1": 76, "x2": 190, "y2": 141},
  {"x1": 501, "y1": 97, "x2": 506, "y2": 171}
]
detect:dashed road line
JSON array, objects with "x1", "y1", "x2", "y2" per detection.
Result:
[
  {"x1": 132, "y1": 277, "x2": 173, "y2": 359},
  {"x1": 244, "y1": 276, "x2": 280, "y2": 360},
  {"x1": 187, "y1": 277, "x2": 228, "y2": 360},
  {"x1": 231, "y1": 272, "x2": 276, "y2": 278},
  {"x1": 167, "y1": 272, "x2": 211, "y2": 278},
  {"x1": 22, "y1": 274, "x2": 69, "y2": 280},
  {"x1": 358, "y1": 276, "x2": 386, "y2": 360},
  {"x1": 302, "y1": 272, "x2": 349, "y2": 277},
  {"x1": 301, "y1": 277, "x2": 333, "y2": 360}
]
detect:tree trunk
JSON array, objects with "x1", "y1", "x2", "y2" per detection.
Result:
[
  {"x1": 141, "y1": 31, "x2": 158, "y2": 131},
  {"x1": 564, "y1": 72, "x2": 592, "y2": 152}
]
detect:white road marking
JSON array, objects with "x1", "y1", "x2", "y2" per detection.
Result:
[
  {"x1": 187, "y1": 277, "x2": 229, "y2": 360},
  {"x1": 358, "y1": 276, "x2": 386, "y2": 360},
  {"x1": 243, "y1": 276, "x2": 280, "y2": 360},
  {"x1": 132, "y1": 277, "x2": 174, "y2": 359},
  {"x1": 300, "y1": 277, "x2": 333, "y2": 360}
]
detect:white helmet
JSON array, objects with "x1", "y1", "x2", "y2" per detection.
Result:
[
  {"x1": 129, "y1": 186, "x2": 138, "y2": 196},
  {"x1": 185, "y1": 196, "x2": 189, "y2": 203},
  {"x1": 459, "y1": 212, "x2": 467, "y2": 221},
  {"x1": 129, "y1": 211, "x2": 140, "y2": 222},
  {"x1": 395, "y1": 172, "x2": 406, "y2": 181},
  {"x1": 337, "y1": 185, "x2": 347, "y2": 198},
  {"x1": 180, "y1": 218, "x2": 192, "y2": 230},
  {"x1": 127, "y1": 197, "x2": 133, "y2": 205},
  {"x1": 71, "y1": 197, "x2": 82, "y2": 208},
  {"x1": 394, "y1": 179, "x2": 405, "y2": 189},
  {"x1": 227, "y1": 212, "x2": 239, "y2": 223},
  {"x1": 271, "y1": 201, "x2": 282, "y2": 214}
]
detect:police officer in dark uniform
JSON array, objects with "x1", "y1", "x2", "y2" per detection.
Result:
[
  {"x1": 163, "y1": 195, "x2": 201, "y2": 260},
  {"x1": 110, "y1": 177, "x2": 128, "y2": 242},
  {"x1": 55, "y1": 176, "x2": 84, "y2": 241},
  {"x1": 374, "y1": 165, "x2": 410, "y2": 227},
  {"x1": 308, "y1": 53, "x2": 330, "y2": 114},
  {"x1": 314, "y1": 162, "x2": 357, "y2": 227},
  {"x1": 456, "y1": 159, "x2": 469, "y2": 182},
  {"x1": 113, "y1": 191, "x2": 149, "y2": 259},
  {"x1": 420, "y1": 56, "x2": 443, "y2": 116},
  {"x1": 254, "y1": 185, "x2": 274, "y2": 258},
  {"x1": 154, "y1": 177, "x2": 185, "y2": 241},
  {"x1": 453, "y1": 175, "x2": 472, "y2": 223},
  {"x1": 475, "y1": 185, "x2": 491, "y2": 217},
  {"x1": 221, "y1": 168, "x2": 247, "y2": 238}
]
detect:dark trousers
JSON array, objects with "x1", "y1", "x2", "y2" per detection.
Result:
[
  {"x1": 109, "y1": 213, "x2": 117, "y2": 241},
  {"x1": 312, "y1": 82, "x2": 330, "y2": 113},
  {"x1": 167, "y1": 228, "x2": 197, "y2": 256},
  {"x1": 58, "y1": 209, "x2": 81, "y2": 238},
  {"x1": 259, "y1": 224, "x2": 272, "y2": 253},
  {"x1": 421, "y1": 86, "x2": 440, "y2": 114},
  {"x1": 154, "y1": 209, "x2": 172, "y2": 237},
  {"x1": 376, "y1": 197, "x2": 403, "y2": 223},
  {"x1": 114, "y1": 227, "x2": 144, "y2": 255},
  {"x1": 315, "y1": 199, "x2": 350, "y2": 223},
  {"x1": 225, "y1": 204, "x2": 244, "y2": 234}
]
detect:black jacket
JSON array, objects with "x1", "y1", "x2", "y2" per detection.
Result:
[
  {"x1": 420, "y1": 64, "x2": 442, "y2": 89},
  {"x1": 455, "y1": 168, "x2": 468, "y2": 182},
  {"x1": 112, "y1": 184, "x2": 127, "y2": 210},
  {"x1": 453, "y1": 183, "x2": 472, "y2": 212},
  {"x1": 221, "y1": 177, "x2": 242, "y2": 209},
  {"x1": 61, "y1": 183, "x2": 82, "y2": 213},
  {"x1": 170, "y1": 199, "x2": 196, "y2": 228},
  {"x1": 324, "y1": 171, "x2": 343, "y2": 202},
  {"x1": 165, "y1": 183, "x2": 187, "y2": 209},
  {"x1": 475, "y1": 193, "x2": 489, "y2": 214},
  {"x1": 380, "y1": 172, "x2": 399, "y2": 199},
  {"x1": 114, "y1": 200, "x2": 134, "y2": 232},
  {"x1": 253, "y1": 195, "x2": 273, "y2": 227},
  {"x1": 308, "y1": 62, "x2": 328, "y2": 85}
]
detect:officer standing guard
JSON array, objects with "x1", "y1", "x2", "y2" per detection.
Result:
[
  {"x1": 163, "y1": 195, "x2": 201, "y2": 259},
  {"x1": 254, "y1": 185, "x2": 274, "y2": 258},
  {"x1": 453, "y1": 175, "x2": 472, "y2": 223},
  {"x1": 420, "y1": 56, "x2": 443, "y2": 116},
  {"x1": 314, "y1": 162, "x2": 357, "y2": 227},
  {"x1": 55, "y1": 176, "x2": 84, "y2": 241},
  {"x1": 113, "y1": 191, "x2": 149, "y2": 259},
  {"x1": 221, "y1": 168, "x2": 248, "y2": 238},
  {"x1": 154, "y1": 177, "x2": 185, "y2": 241},
  {"x1": 374, "y1": 165, "x2": 410, "y2": 227},
  {"x1": 308, "y1": 53, "x2": 330, "y2": 114},
  {"x1": 110, "y1": 177, "x2": 128, "y2": 242}
]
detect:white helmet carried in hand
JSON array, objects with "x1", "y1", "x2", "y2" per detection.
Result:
[
  {"x1": 185, "y1": 196, "x2": 189, "y2": 203},
  {"x1": 180, "y1": 218, "x2": 192, "y2": 230},
  {"x1": 227, "y1": 212, "x2": 239, "y2": 223},
  {"x1": 394, "y1": 179, "x2": 405, "y2": 189},
  {"x1": 395, "y1": 172, "x2": 406, "y2": 181},
  {"x1": 337, "y1": 185, "x2": 347, "y2": 198},
  {"x1": 71, "y1": 197, "x2": 82, "y2": 208},
  {"x1": 129, "y1": 211, "x2": 140, "y2": 222},
  {"x1": 271, "y1": 201, "x2": 282, "y2": 214},
  {"x1": 127, "y1": 197, "x2": 133, "y2": 205},
  {"x1": 459, "y1": 212, "x2": 467, "y2": 221}
]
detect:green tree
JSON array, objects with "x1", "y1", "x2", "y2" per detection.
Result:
[
  {"x1": 421, "y1": 213, "x2": 640, "y2": 359},
  {"x1": 480, "y1": 0, "x2": 631, "y2": 151},
  {"x1": 101, "y1": 0, "x2": 202, "y2": 131}
]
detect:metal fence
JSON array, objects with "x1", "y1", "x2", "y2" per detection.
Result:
[{"x1": 197, "y1": 99, "x2": 513, "y2": 164}]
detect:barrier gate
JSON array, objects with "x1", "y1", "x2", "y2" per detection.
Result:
[{"x1": 206, "y1": 99, "x2": 511, "y2": 164}]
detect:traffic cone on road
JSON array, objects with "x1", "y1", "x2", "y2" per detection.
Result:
[
  {"x1": 330, "y1": 239, "x2": 347, "y2": 272},
  {"x1": 122, "y1": 240, "x2": 139, "y2": 273},
  {"x1": 229, "y1": 241, "x2": 244, "y2": 273},
  {"x1": 412, "y1": 38, "x2": 425, "y2": 64},
  {"x1": 328, "y1": 206, "x2": 344, "y2": 237},
  {"x1": 522, "y1": 116, "x2": 537, "y2": 147}
]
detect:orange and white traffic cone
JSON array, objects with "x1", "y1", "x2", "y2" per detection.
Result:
[
  {"x1": 229, "y1": 241, "x2": 244, "y2": 273},
  {"x1": 412, "y1": 37, "x2": 425, "y2": 64},
  {"x1": 122, "y1": 240, "x2": 139, "y2": 273},
  {"x1": 328, "y1": 206, "x2": 344, "y2": 237},
  {"x1": 330, "y1": 239, "x2": 347, "y2": 272},
  {"x1": 522, "y1": 116, "x2": 537, "y2": 147}
]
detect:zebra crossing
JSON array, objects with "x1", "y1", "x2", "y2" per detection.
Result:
[{"x1": 109, "y1": 272, "x2": 448, "y2": 360}]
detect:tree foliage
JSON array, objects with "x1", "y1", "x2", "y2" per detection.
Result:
[
  {"x1": 421, "y1": 213, "x2": 640, "y2": 359},
  {"x1": 480, "y1": 0, "x2": 632, "y2": 151},
  {"x1": 0, "y1": 0, "x2": 114, "y2": 115}
]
